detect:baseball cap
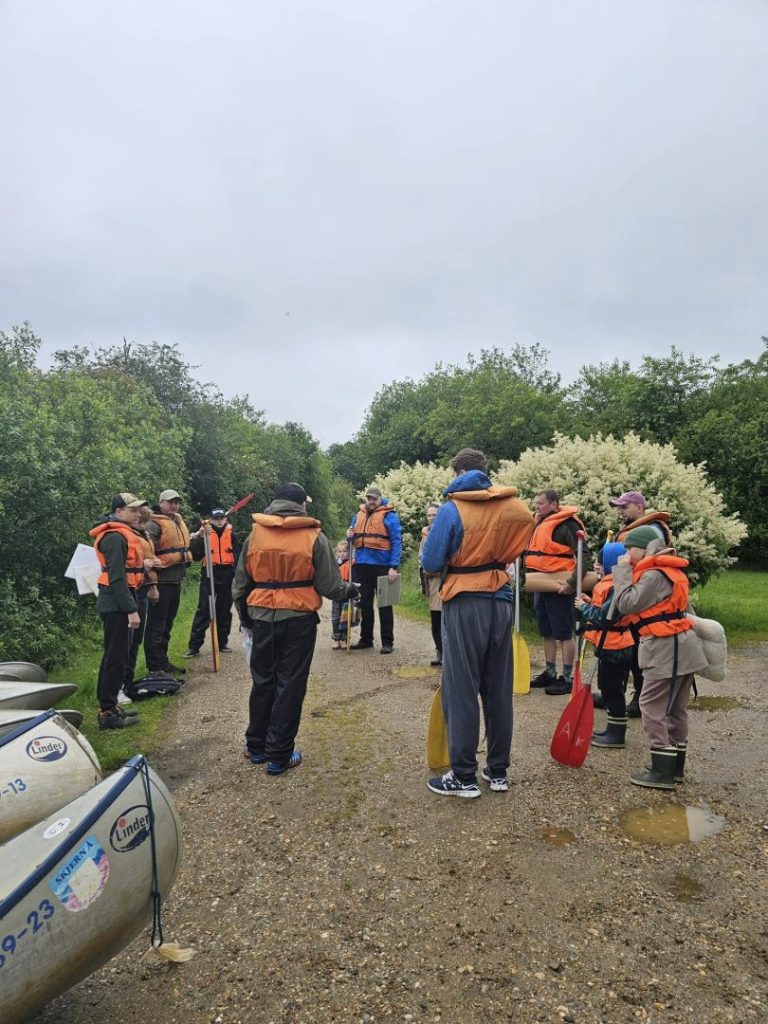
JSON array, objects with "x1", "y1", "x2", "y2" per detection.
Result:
[
  {"x1": 609, "y1": 491, "x2": 648, "y2": 508},
  {"x1": 111, "y1": 492, "x2": 148, "y2": 511},
  {"x1": 210, "y1": 508, "x2": 226, "y2": 517},
  {"x1": 365, "y1": 485, "x2": 382, "y2": 498},
  {"x1": 276, "y1": 483, "x2": 312, "y2": 504},
  {"x1": 159, "y1": 489, "x2": 182, "y2": 502}
]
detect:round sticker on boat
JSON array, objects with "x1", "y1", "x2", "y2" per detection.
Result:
[
  {"x1": 109, "y1": 804, "x2": 153, "y2": 853},
  {"x1": 26, "y1": 735, "x2": 68, "y2": 762},
  {"x1": 43, "y1": 817, "x2": 71, "y2": 839},
  {"x1": 50, "y1": 835, "x2": 110, "y2": 912}
]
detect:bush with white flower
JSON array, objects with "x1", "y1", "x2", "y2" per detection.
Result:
[
  {"x1": 364, "y1": 461, "x2": 453, "y2": 553},
  {"x1": 494, "y1": 432, "x2": 746, "y2": 585}
]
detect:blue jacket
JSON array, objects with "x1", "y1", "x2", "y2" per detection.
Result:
[
  {"x1": 421, "y1": 470, "x2": 513, "y2": 602},
  {"x1": 349, "y1": 499, "x2": 402, "y2": 567}
]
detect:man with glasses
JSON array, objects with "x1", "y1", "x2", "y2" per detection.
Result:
[{"x1": 144, "y1": 488, "x2": 192, "y2": 676}]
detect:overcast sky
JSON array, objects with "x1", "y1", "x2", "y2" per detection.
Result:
[{"x1": 1, "y1": 1, "x2": 765, "y2": 446}]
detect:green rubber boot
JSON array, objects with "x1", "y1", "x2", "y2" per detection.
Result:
[
  {"x1": 630, "y1": 747, "x2": 677, "y2": 790},
  {"x1": 674, "y1": 742, "x2": 686, "y2": 783},
  {"x1": 591, "y1": 715, "x2": 627, "y2": 749}
]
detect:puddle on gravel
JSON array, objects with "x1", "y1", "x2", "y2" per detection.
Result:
[
  {"x1": 540, "y1": 827, "x2": 576, "y2": 847},
  {"x1": 688, "y1": 695, "x2": 742, "y2": 711},
  {"x1": 622, "y1": 805, "x2": 725, "y2": 845},
  {"x1": 668, "y1": 872, "x2": 706, "y2": 902},
  {"x1": 393, "y1": 666, "x2": 440, "y2": 680}
]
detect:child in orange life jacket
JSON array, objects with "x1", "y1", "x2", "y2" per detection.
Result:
[
  {"x1": 574, "y1": 542, "x2": 633, "y2": 749},
  {"x1": 331, "y1": 542, "x2": 356, "y2": 648},
  {"x1": 611, "y1": 527, "x2": 707, "y2": 790}
]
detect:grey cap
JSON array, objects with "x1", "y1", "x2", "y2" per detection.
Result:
[
  {"x1": 159, "y1": 489, "x2": 182, "y2": 502},
  {"x1": 365, "y1": 485, "x2": 382, "y2": 498}
]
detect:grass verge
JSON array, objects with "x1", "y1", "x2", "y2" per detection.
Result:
[
  {"x1": 691, "y1": 569, "x2": 768, "y2": 644},
  {"x1": 48, "y1": 577, "x2": 200, "y2": 770}
]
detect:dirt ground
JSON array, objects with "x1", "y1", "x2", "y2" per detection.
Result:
[{"x1": 37, "y1": 607, "x2": 768, "y2": 1024}]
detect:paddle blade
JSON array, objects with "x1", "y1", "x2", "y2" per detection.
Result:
[
  {"x1": 550, "y1": 677, "x2": 594, "y2": 767},
  {"x1": 512, "y1": 631, "x2": 530, "y2": 694},
  {"x1": 427, "y1": 688, "x2": 450, "y2": 770}
]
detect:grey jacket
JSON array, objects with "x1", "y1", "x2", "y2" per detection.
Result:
[
  {"x1": 232, "y1": 500, "x2": 355, "y2": 623},
  {"x1": 612, "y1": 543, "x2": 706, "y2": 681}
]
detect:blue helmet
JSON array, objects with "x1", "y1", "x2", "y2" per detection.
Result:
[{"x1": 600, "y1": 541, "x2": 627, "y2": 575}]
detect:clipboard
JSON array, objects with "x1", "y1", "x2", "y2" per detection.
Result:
[{"x1": 376, "y1": 573, "x2": 401, "y2": 607}]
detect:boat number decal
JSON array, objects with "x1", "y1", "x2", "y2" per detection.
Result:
[
  {"x1": 26, "y1": 736, "x2": 68, "y2": 762},
  {"x1": 0, "y1": 777, "x2": 27, "y2": 799},
  {"x1": 49, "y1": 835, "x2": 110, "y2": 912},
  {"x1": 43, "y1": 817, "x2": 71, "y2": 839},
  {"x1": 0, "y1": 899, "x2": 55, "y2": 970},
  {"x1": 109, "y1": 804, "x2": 153, "y2": 853}
]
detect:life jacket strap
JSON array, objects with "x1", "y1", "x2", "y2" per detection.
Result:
[
  {"x1": 251, "y1": 579, "x2": 315, "y2": 590},
  {"x1": 524, "y1": 549, "x2": 575, "y2": 560},
  {"x1": 155, "y1": 545, "x2": 190, "y2": 556},
  {"x1": 445, "y1": 561, "x2": 507, "y2": 575}
]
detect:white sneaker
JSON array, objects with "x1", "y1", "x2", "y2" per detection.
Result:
[
  {"x1": 117, "y1": 688, "x2": 133, "y2": 705},
  {"x1": 481, "y1": 766, "x2": 508, "y2": 792}
]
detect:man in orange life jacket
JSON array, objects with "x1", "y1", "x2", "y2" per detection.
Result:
[
  {"x1": 612, "y1": 526, "x2": 706, "y2": 790},
  {"x1": 421, "y1": 449, "x2": 534, "y2": 798},
  {"x1": 89, "y1": 493, "x2": 148, "y2": 730},
  {"x1": 525, "y1": 490, "x2": 589, "y2": 696},
  {"x1": 608, "y1": 490, "x2": 673, "y2": 718},
  {"x1": 185, "y1": 508, "x2": 240, "y2": 657},
  {"x1": 144, "y1": 488, "x2": 192, "y2": 676},
  {"x1": 346, "y1": 486, "x2": 402, "y2": 654},
  {"x1": 232, "y1": 483, "x2": 359, "y2": 776}
]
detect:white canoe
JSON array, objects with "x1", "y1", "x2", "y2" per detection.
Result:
[
  {"x1": 0, "y1": 663, "x2": 47, "y2": 682},
  {"x1": 0, "y1": 709, "x2": 84, "y2": 739},
  {"x1": 0, "y1": 755, "x2": 182, "y2": 1024},
  {"x1": 0, "y1": 711, "x2": 102, "y2": 843},
  {"x1": 0, "y1": 682, "x2": 78, "y2": 711}
]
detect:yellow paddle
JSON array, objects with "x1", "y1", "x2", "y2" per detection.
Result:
[
  {"x1": 427, "y1": 687, "x2": 450, "y2": 770},
  {"x1": 512, "y1": 557, "x2": 530, "y2": 694}
]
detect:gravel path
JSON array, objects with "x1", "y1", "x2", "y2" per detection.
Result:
[{"x1": 37, "y1": 607, "x2": 768, "y2": 1024}]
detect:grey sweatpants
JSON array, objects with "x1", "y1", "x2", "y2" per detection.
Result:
[
  {"x1": 639, "y1": 672, "x2": 695, "y2": 747},
  {"x1": 441, "y1": 595, "x2": 513, "y2": 780}
]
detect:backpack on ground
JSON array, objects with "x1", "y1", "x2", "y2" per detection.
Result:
[{"x1": 125, "y1": 674, "x2": 182, "y2": 701}]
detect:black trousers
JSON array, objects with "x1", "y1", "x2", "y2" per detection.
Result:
[
  {"x1": 630, "y1": 646, "x2": 644, "y2": 698},
  {"x1": 98, "y1": 611, "x2": 132, "y2": 712},
  {"x1": 245, "y1": 613, "x2": 318, "y2": 765},
  {"x1": 124, "y1": 589, "x2": 149, "y2": 686},
  {"x1": 597, "y1": 659, "x2": 630, "y2": 717},
  {"x1": 431, "y1": 611, "x2": 442, "y2": 654},
  {"x1": 188, "y1": 569, "x2": 234, "y2": 651},
  {"x1": 353, "y1": 563, "x2": 394, "y2": 646},
  {"x1": 144, "y1": 583, "x2": 181, "y2": 671}
]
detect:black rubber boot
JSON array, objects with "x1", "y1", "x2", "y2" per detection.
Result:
[
  {"x1": 626, "y1": 694, "x2": 641, "y2": 718},
  {"x1": 591, "y1": 715, "x2": 627, "y2": 748},
  {"x1": 630, "y1": 747, "x2": 677, "y2": 790},
  {"x1": 674, "y1": 742, "x2": 686, "y2": 783}
]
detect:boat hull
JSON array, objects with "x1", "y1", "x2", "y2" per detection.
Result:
[
  {"x1": 0, "y1": 709, "x2": 84, "y2": 739},
  {"x1": 0, "y1": 756, "x2": 182, "y2": 1024},
  {"x1": 0, "y1": 711, "x2": 102, "y2": 843},
  {"x1": 0, "y1": 663, "x2": 47, "y2": 682},
  {"x1": 0, "y1": 683, "x2": 78, "y2": 710}
]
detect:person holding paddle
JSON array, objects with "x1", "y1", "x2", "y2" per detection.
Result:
[
  {"x1": 421, "y1": 448, "x2": 534, "y2": 798},
  {"x1": 611, "y1": 527, "x2": 707, "y2": 789}
]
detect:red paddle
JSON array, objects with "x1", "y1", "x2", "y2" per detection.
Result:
[
  {"x1": 225, "y1": 492, "x2": 255, "y2": 517},
  {"x1": 550, "y1": 531, "x2": 593, "y2": 767}
]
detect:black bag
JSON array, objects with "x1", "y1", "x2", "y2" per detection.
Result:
[{"x1": 125, "y1": 674, "x2": 182, "y2": 701}]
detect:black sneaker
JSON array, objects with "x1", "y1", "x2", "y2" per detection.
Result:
[
  {"x1": 219, "y1": 644, "x2": 233, "y2": 653},
  {"x1": 531, "y1": 671, "x2": 556, "y2": 689},
  {"x1": 427, "y1": 770, "x2": 481, "y2": 799},
  {"x1": 183, "y1": 648, "x2": 200, "y2": 658},
  {"x1": 380, "y1": 644, "x2": 394, "y2": 654},
  {"x1": 350, "y1": 640, "x2": 373, "y2": 650},
  {"x1": 544, "y1": 676, "x2": 572, "y2": 696},
  {"x1": 430, "y1": 653, "x2": 443, "y2": 666},
  {"x1": 161, "y1": 662, "x2": 186, "y2": 675},
  {"x1": 98, "y1": 707, "x2": 140, "y2": 730}
]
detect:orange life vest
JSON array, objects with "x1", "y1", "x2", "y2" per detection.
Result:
[
  {"x1": 583, "y1": 575, "x2": 635, "y2": 651},
  {"x1": 439, "y1": 488, "x2": 535, "y2": 602},
  {"x1": 245, "y1": 513, "x2": 322, "y2": 613},
  {"x1": 617, "y1": 511, "x2": 672, "y2": 545},
  {"x1": 203, "y1": 524, "x2": 235, "y2": 568},
  {"x1": 153, "y1": 513, "x2": 192, "y2": 568},
  {"x1": 137, "y1": 530, "x2": 157, "y2": 585},
  {"x1": 89, "y1": 521, "x2": 146, "y2": 590},
  {"x1": 524, "y1": 506, "x2": 585, "y2": 573},
  {"x1": 623, "y1": 554, "x2": 693, "y2": 639},
  {"x1": 338, "y1": 558, "x2": 351, "y2": 583},
  {"x1": 352, "y1": 503, "x2": 395, "y2": 553}
]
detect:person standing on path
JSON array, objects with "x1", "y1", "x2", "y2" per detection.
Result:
[
  {"x1": 185, "y1": 508, "x2": 240, "y2": 657},
  {"x1": 609, "y1": 490, "x2": 673, "y2": 717},
  {"x1": 123, "y1": 504, "x2": 162, "y2": 698},
  {"x1": 419, "y1": 501, "x2": 443, "y2": 666},
  {"x1": 611, "y1": 526, "x2": 706, "y2": 790},
  {"x1": 233, "y1": 482, "x2": 359, "y2": 776},
  {"x1": 421, "y1": 448, "x2": 534, "y2": 798},
  {"x1": 144, "y1": 488, "x2": 192, "y2": 676},
  {"x1": 346, "y1": 485, "x2": 402, "y2": 654},
  {"x1": 89, "y1": 493, "x2": 148, "y2": 729},
  {"x1": 524, "y1": 490, "x2": 588, "y2": 696}
]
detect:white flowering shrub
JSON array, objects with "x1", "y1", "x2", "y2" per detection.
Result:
[
  {"x1": 495, "y1": 432, "x2": 747, "y2": 585},
  {"x1": 365, "y1": 461, "x2": 453, "y2": 554}
]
